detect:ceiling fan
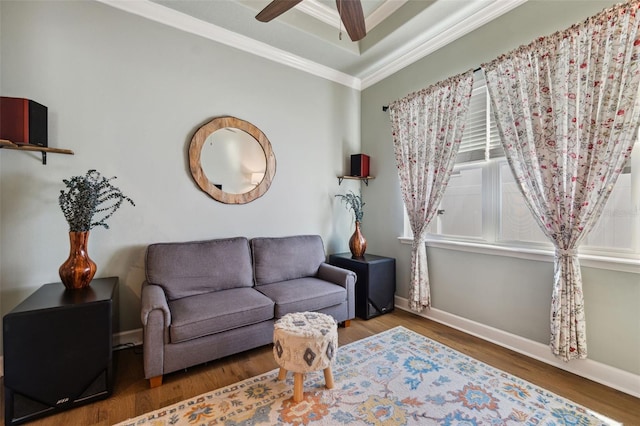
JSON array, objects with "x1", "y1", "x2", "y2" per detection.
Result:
[{"x1": 256, "y1": 0, "x2": 367, "y2": 42}]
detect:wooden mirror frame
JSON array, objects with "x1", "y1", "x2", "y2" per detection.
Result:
[{"x1": 189, "y1": 116, "x2": 276, "y2": 204}]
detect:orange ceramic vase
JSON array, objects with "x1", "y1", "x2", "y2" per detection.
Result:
[
  {"x1": 349, "y1": 221, "x2": 367, "y2": 258},
  {"x1": 59, "y1": 231, "x2": 97, "y2": 290}
]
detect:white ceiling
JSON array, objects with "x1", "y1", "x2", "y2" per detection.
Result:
[{"x1": 99, "y1": 0, "x2": 528, "y2": 89}]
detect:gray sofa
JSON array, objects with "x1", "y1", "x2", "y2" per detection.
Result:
[{"x1": 140, "y1": 235, "x2": 356, "y2": 387}]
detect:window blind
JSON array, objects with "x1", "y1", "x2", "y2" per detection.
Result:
[{"x1": 457, "y1": 70, "x2": 502, "y2": 163}]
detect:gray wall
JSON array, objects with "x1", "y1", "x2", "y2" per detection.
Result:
[
  {"x1": 0, "y1": 0, "x2": 361, "y2": 350},
  {"x1": 362, "y1": 0, "x2": 640, "y2": 375}
]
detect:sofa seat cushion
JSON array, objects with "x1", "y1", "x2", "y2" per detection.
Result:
[
  {"x1": 168, "y1": 288, "x2": 274, "y2": 343},
  {"x1": 256, "y1": 277, "x2": 346, "y2": 318}
]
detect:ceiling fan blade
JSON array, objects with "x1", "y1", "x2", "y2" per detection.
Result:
[
  {"x1": 336, "y1": 0, "x2": 366, "y2": 41},
  {"x1": 256, "y1": 0, "x2": 303, "y2": 22}
]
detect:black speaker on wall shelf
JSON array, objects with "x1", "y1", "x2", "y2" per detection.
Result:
[
  {"x1": 3, "y1": 278, "x2": 118, "y2": 425},
  {"x1": 0, "y1": 96, "x2": 48, "y2": 147},
  {"x1": 350, "y1": 154, "x2": 370, "y2": 177}
]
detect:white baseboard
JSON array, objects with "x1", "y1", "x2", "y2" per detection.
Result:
[
  {"x1": 395, "y1": 296, "x2": 640, "y2": 398},
  {"x1": 0, "y1": 329, "x2": 143, "y2": 378},
  {"x1": 113, "y1": 328, "x2": 143, "y2": 349}
]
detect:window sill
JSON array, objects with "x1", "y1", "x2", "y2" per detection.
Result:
[{"x1": 398, "y1": 237, "x2": 640, "y2": 274}]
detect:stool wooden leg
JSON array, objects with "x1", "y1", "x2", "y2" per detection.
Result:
[
  {"x1": 323, "y1": 367, "x2": 334, "y2": 389},
  {"x1": 278, "y1": 368, "x2": 287, "y2": 381},
  {"x1": 293, "y1": 373, "x2": 304, "y2": 402}
]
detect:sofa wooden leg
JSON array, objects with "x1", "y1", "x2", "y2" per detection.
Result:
[
  {"x1": 149, "y1": 376, "x2": 163, "y2": 388},
  {"x1": 342, "y1": 320, "x2": 351, "y2": 328}
]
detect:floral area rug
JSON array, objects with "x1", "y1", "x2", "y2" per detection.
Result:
[{"x1": 115, "y1": 326, "x2": 619, "y2": 425}]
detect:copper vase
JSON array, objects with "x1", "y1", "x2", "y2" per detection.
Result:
[
  {"x1": 349, "y1": 221, "x2": 367, "y2": 258},
  {"x1": 59, "y1": 231, "x2": 97, "y2": 290}
]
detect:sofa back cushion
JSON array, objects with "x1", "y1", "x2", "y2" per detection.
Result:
[
  {"x1": 146, "y1": 237, "x2": 253, "y2": 300},
  {"x1": 251, "y1": 235, "x2": 326, "y2": 286}
]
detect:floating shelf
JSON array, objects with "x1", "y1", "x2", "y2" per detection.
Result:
[
  {"x1": 338, "y1": 176, "x2": 375, "y2": 186},
  {"x1": 0, "y1": 139, "x2": 74, "y2": 165}
]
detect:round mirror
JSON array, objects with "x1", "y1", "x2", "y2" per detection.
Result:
[{"x1": 189, "y1": 116, "x2": 276, "y2": 204}]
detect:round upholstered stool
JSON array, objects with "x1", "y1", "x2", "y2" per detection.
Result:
[{"x1": 273, "y1": 312, "x2": 338, "y2": 403}]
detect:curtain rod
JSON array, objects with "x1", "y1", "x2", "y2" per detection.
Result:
[{"x1": 382, "y1": 66, "x2": 482, "y2": 112}]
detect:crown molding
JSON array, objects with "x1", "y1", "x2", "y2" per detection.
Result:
[
  {"x1": 360, "y1": 0, "x2": 528, "y2": 89},
  {"x1": 97, "y1": 0, "x2": 527, "y2": 92},
  {"x1": 296, "y1": 0, "x2": 339, "y2": 29},
  {"x1": 365, "y1": 0, "x2": 407, "y2": 31},
  {"x1": 297, "y1": 0, "x2": 407, "y2": 32},
  {"x1": 96, "y1": 0, "x2": 361, "y2": 90}
]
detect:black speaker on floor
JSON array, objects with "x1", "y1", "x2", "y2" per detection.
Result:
[
  {"x1": 363, "y1": 258, "x2": 396, "y2": 319},
  {"x1": 3, "y1": 278, "x2": 118, "y2": 425},
  {"x1": 328, "y1": 253, "x2": 396, "y2": 320}
]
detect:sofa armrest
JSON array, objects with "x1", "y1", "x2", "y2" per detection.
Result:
[
  {"x1": 318, "y1": 262, "x2": 356, "y2": 288},
  {"x1": 318, "y1": 263, "x2": 356, "y2": 320},
  {"x1": 141, "y1": 282, "x2": 171, "y2": 327},
  {"x1": 141, "y1": 281, "x2": 171, "y2": 380}
]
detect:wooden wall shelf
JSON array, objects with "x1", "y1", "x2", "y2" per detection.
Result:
[
  {"x1": 338, "y1": 176, "x2": 375, "y2": 186},
  {"x1": 0, "y1": 139, "x2": 74, "y2": 165}
]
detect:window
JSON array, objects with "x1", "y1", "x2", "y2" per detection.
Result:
[
  {"x1": 584, "y1": 170, "x2": 636, "y2": 251},
  {"x1": 405, "y1": 71, "x2": 640, "y2": 264},
  {"x1": 434, "y1": 167, "x2": 483, "y2": 238},
  {"x1": 499, "y1": 162, "x2": 547, "y2": 244}
]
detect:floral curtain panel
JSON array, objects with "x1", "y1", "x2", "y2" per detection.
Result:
[
  {"x1": 482, "y1": 1, "x2": 640, "y2": 361},
  {"x1": 389, "y1": 71, "x2": 474, "y2": 311}
]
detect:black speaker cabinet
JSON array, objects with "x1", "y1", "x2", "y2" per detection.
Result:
[
  {"x1": 3, "y1": 277, "x2": 118, "y2": 425},
  {"x1": 329, "y1": 253, "x2": 395, "y2": 320},
  {"x1": 0, "y1": 97, "x2": 48, "y2": 147},
  {"x1": 350, "y1": 154, "x2": 370, "y2": 177}
]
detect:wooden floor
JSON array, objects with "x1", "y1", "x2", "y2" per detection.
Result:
[{"x1": 2, "y1": 309, "x2": 638, "y2": 425}]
